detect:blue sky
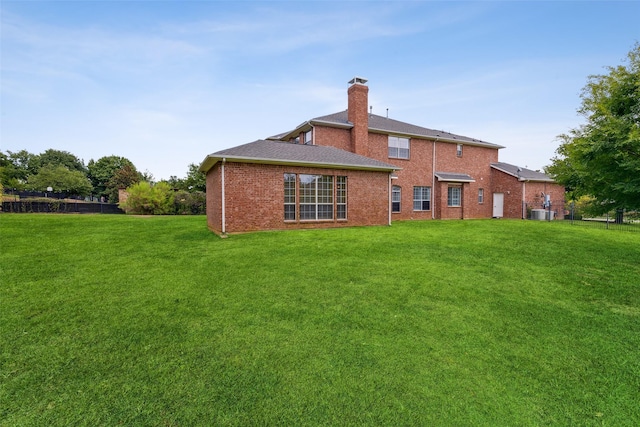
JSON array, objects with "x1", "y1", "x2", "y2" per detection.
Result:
[{"x1": 1, "y1": 1, "x2": 639, "y2": 180}]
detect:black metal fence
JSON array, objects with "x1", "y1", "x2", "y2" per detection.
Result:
[
  {"x1": 1, "y1": 200, "x2": 123, "y2": 214},
  {"x1": 5, "y1": 190, "x2": 93, "y2": 200},
  {"x1": 563, "y1": 206, "x2": 639, "y2": 232}
]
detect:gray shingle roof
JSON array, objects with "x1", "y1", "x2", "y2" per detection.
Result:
[
  {"x1": 491, "y1": 162, "x2": 554, "y2": 182},
  {"x1": 435, "y1": 172, "x2": 475, "y2": 182},
  {"x1": 200, "y1": 140, "x2": 400, "y2": 173},
  {"x1": 271, "y1": 110, "x2": 504, "y2": 149}
]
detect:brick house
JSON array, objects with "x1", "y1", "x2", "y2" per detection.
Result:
[
  {"x1": 490, "y1": 162, "x2": 565, "y2": 220},
  {"x1": 200, "y1": 77, "x2": 563, "y2": 234}
]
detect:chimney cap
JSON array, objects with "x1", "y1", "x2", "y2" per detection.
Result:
[{"x1": 348, "y1": 76, "x2": 368, "y2": 86}]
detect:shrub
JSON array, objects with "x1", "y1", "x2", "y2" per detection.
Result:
[
  {"x1": 173, "y1": 190, "x2": 206, "y2": 215},
  {"x1": 120, "y1": 181, "x2": 174, "y2": 215}
]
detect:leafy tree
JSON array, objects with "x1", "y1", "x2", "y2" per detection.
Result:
[
  {"x1": 1, "y1": 150, "x2": 39, "y2": 185},
  {"x1": 120, "y1": 181, "x2": 174, "y2": 215},
  {"x1": 184, "y1": 163, "x2": 206, "y2": 192},
  {"x1": 36, "y1": 149, "x2": 87, "y2": 174},
  {"x1": 547, "y1": 43, "x2": 640, "y2": 214},
  {"x1": 162, "y1": 164, "x2": 206, "y2": 192},
  {"x1": 87, "y1": 156, "x2": 136, "y2": 201},
  {"x1": 26, "y1": 165, "x2": 93, "y2": 196},
  {"x1": 164, "y1": 175, "x2": 184, "y2": 190},
  {"x1": 106, "y1": 164, "x2": 143, "y2": 202}
]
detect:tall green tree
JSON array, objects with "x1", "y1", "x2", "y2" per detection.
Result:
[
  {"x1": 36, "y1": 149, "x2": 87, "y2": 174},
  {"x1": 547, "y1": 43, "x2": 640, "y2": 214},
  {"x1": 183, "y1": 163, "x2": 206, "y2": 192},
  {"x1": 1, "y1": 150, "x2": 39, "y2": 185},
  {"x1": 106, "y1": 164, "x2": 143, "y2": 202},
  {"x1": 87, "y1": 156, "x2": 136, "y2": 201},
  {"x1": 26, "y1": 165, "x2": 93, "y2": 196}
]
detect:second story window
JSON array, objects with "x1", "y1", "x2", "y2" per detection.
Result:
[
  {"x1": 388, "y1": 136, "x2": 410, "y2": 159},
  {"x1": 304, "y1": 130, "x2": 312, "y2": 145},
  {"x1": 456, "y1": 144, "x2": 463, "y2": 157}
]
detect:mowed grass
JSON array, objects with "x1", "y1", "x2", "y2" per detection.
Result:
[{"x1": 1, "y1": 215, "x2": 639, "y2": 426}]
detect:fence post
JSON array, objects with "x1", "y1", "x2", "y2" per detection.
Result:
[
  {"x1": 606, "y1": 212, "x2": 609, "y2": 230},
  {"x1": 570, "y1": 202, "x2": 574, "y2": 224}
]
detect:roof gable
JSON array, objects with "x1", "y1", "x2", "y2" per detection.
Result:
[
  {"x1": 200, "y1": 140, "x2": 400, "y2": 173},
  {"x1": 491, "y1": 162, "x2": 554, "y2": 182},
  {"x1": 270, "y1": 110, "x2": 504, "y2": 149}
]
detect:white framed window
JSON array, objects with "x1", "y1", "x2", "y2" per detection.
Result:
[
  {"x1": 284, "y1": 173, "x2": 296, "y2": 220},
  {"x1": 456, "y1": 144, "x2": 463, "y2": 157},
  {"x1": 300, "y1": 175, "x2": 333, "y2": 220},
  {"x1": 337, "y1": 176, "x2": 347, "y2": 219},
  {"x1": 388, "y1": 136, "x2": 410, "y2": 159},
  {"x1": 413, "y1": 186, "x2": 431, "y2": 211},
  {"x1": 478, "y1": 188, "x2": 484, "y2": 204},
  {"x1": 286, "y1": 174, "x2": 347, "y2": 222},
  {"x1": 304, "y1": 130, "x2": 312, "y2": 145},
  {"x1": 392, "y1": 185, "x2": 401, "y2": 212},
  {"x1": 448, "y1": 186, "x2": 461, "y2": 207}
]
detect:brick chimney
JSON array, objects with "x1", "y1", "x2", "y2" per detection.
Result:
[{"x1": 347, "y1": 77, "x2": 369, "y2": 156}]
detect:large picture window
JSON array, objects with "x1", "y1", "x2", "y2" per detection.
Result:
[
  {"x1": 413, "y1": 186, "x2": 431, "y2": 211},
  {"x1": 388, "y1": 136, "x2": 410, "y2": 159},
  {"x1": 448, "y1": 186, "x2": 461, "y2": 207},
  {"x1": 284, "y1": 174, "x2": 347, "y2": 221}
]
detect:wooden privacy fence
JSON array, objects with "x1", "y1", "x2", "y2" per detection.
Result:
[{"x1": 1, "y1": 201, "x2": 123, "y2": 214}]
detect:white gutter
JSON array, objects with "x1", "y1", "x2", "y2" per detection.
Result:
[
  {"x1": 522, "y1": 181, "x2": 526, "y2": 219},
  {"x1": 221, "y1": 158, "x2": 226, "y2": 235},
  {"x1": 432, "y1": 138, "x2": 437, "y2": 219},
  {"x1": 388, "y1": 173, "x2": 392, "y2": 226}
]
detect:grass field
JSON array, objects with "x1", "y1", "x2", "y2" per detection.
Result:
[{"x1": 1, "y1": 214, "x2": 639, "y2": 426}]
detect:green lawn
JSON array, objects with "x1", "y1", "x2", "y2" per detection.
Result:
[{"x1": 1, "y1": 215, "x2": 639, "y2": 426}]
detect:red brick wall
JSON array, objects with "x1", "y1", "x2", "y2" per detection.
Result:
[
  {"x1": 314, "y1": 126, "x2": 352, "y2": 152},
  {"x1": 205, "y1": 164, "x2": 223, "y2": 232},
  {"x1": 206, "y1": 161, "x2": 390, "y2": 234},
  {"x1": 359, "y1": 133, "x2": 499, "y2": 220},
  {"x1": 490, "y1": 168, "x2": 565, "y2": 219},
  {"x1": 490, "y1": 169, "x2": 524, "y2": 219},
  {"x1": 524, "y1": 181, "x2": 565, "y2": 219}
]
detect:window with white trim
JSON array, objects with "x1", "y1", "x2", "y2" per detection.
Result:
[
  {"x1": 413, "y1": 186, "x2": 431, "y2": 211},
  {"x1": 337, "y1": 176, "x2": 347, "y2": 219},
  {"x1": 284, "y1": 173, "x2": 296, "y2": 220},
  {"x1": 285, "y1": 174, "x2": 347, "y2": 221},
  {"x1": 478, "y1": 188, "x2": 484, "y2": 204},
  {"x1": 388, "y1": 136, "x2": 410, "y2": 159},
  {"x1": 448, "y1": 186, "x2": 461, "y2": 207},
  {"x1": 300, "y1": 174, "x2": 333, "y2": 220},
  {"x1": 392, "y1": 185, "x2": 401, "y2": 212},
  {"x1": 456, "y1": 144, "x2": 463, "y2": 157},
  {"x1": 304, "y1": 130, "x2": 312, "y2": 145}
]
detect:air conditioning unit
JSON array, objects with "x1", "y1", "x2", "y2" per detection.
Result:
[{"x1": 530, "y1": 209, "x2": 546, "y2": 220}]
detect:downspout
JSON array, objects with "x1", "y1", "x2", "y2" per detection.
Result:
[
  {"x1": 521, "y1": 180, "x2": 526, "y2": 219},
  {"x1": 432, "y1": 138, "x2": 438, "y2": 219},
  {"x1": 388, "y1": 172, "x2": 392, "y2": 226},
  {"x1": 221, "y1": 158, "x2": 226, "y2": 235}
]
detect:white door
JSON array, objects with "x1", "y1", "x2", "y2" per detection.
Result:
[{"x1": 493, "y1": 193, "x2": 504, "y2": 218}]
